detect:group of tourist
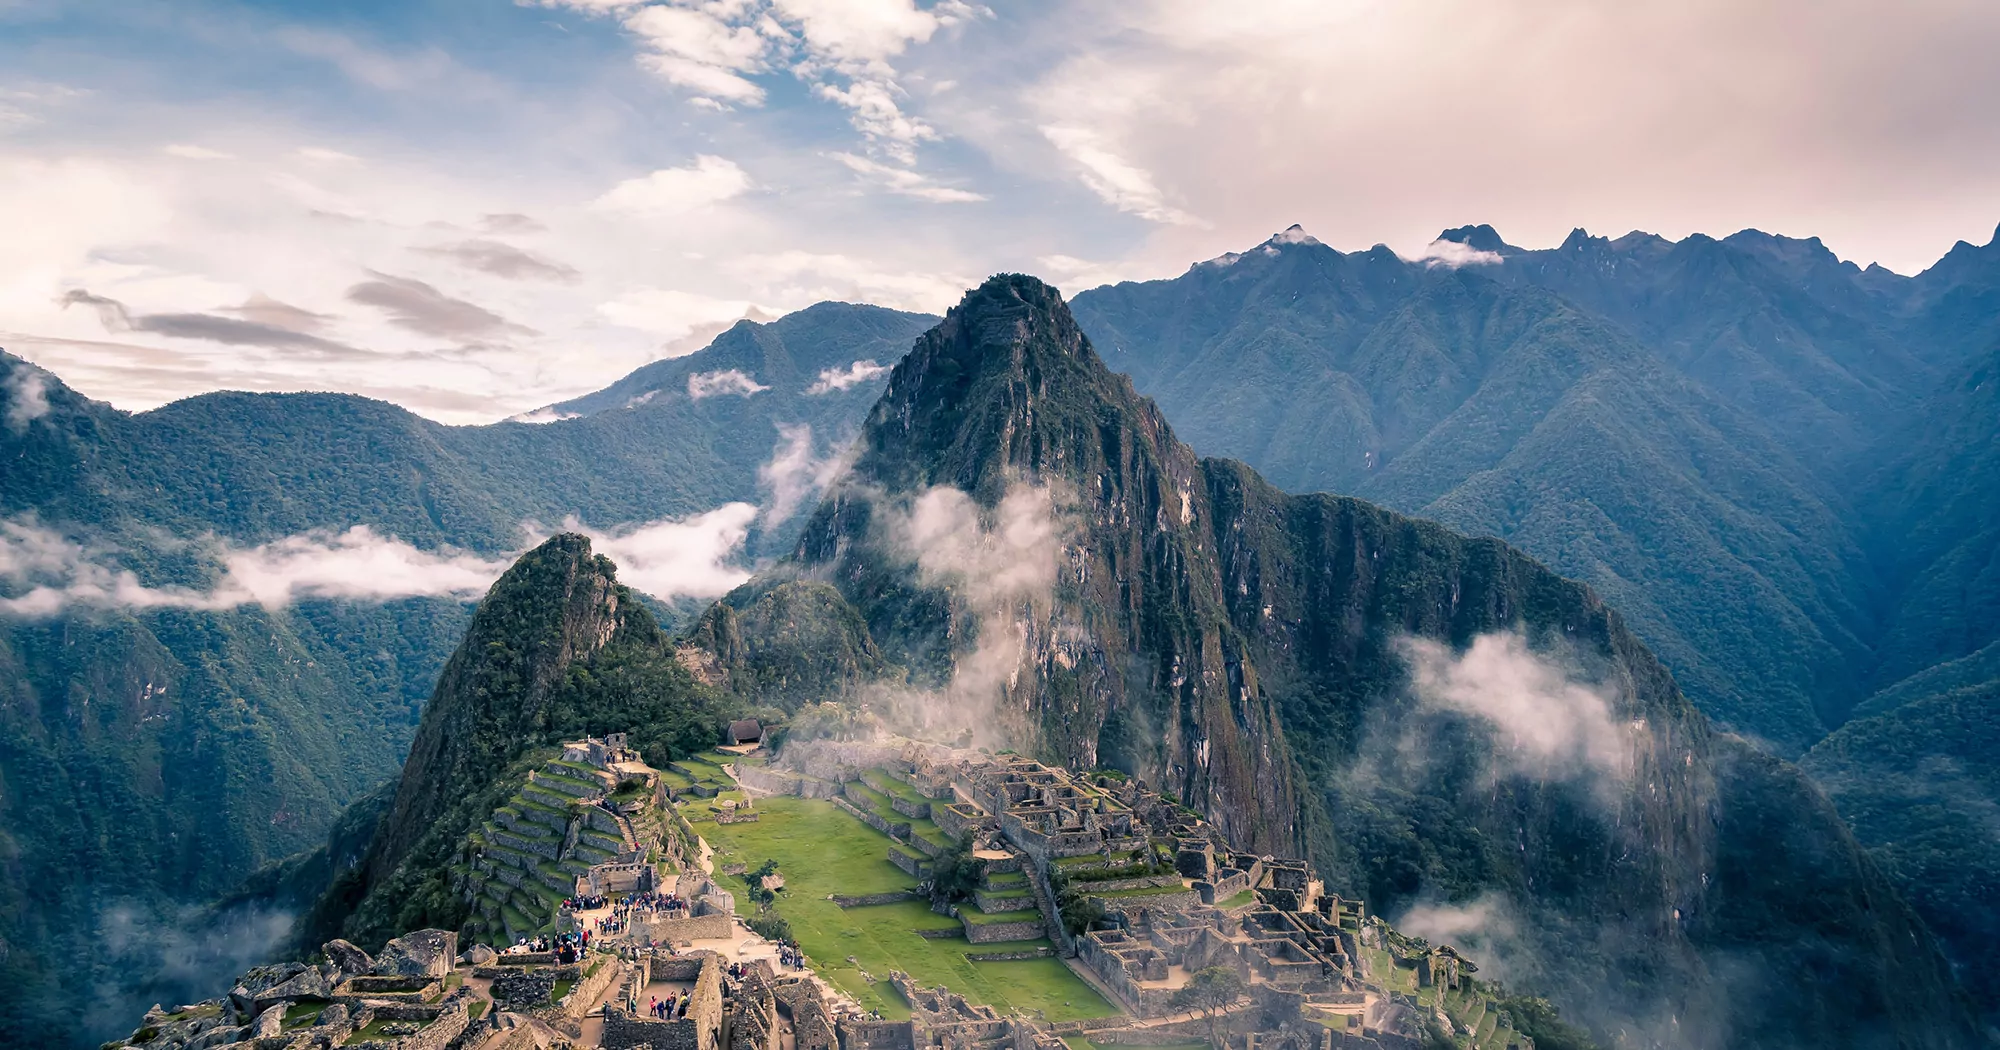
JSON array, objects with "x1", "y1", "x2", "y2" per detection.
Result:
[
  {"x1": 774, "y1": 940, "x2": 805, "y2": 969},
  {"x1": 563, "y1": 893, "x2": 610, "y2": 911},
  {"x1": 646, "y1": 993, "x2": 693, "y2": 1020},
  {"x1": 501, "y1": 928, "x2": 591, "y2": 963}
]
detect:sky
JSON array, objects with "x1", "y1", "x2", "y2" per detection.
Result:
[{"x1": 3, "y1": 0, "x2": 1998, "y2": 424}]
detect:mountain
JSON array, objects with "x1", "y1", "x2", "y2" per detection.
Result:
[
  {"x1": 700, "y1": 275, "x2": 1979, "y2": 1049},
  {"x1": 308, "y1": 533, "x2": 733, "y2": 949},
  {"x1": 1067, "y1": 232, "x2": 1882, "y2": 752},
  {"x1": 0, "y1": 302, "x2": 930, "y2": 1049}
]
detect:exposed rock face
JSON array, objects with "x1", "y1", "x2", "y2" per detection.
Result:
[
  {"x1": 374, "y1": 930, "x2": 457, "y2": 978},
  {"x1": 755, "y1": 275, "x2": 1980, "y2": 1049},
  {"x1": 322, "y1": 939, "x2": 374, "y2": 977}
]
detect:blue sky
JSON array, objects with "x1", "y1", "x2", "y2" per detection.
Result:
[{"x1": 4, "y1": 0, "x2": 1998, "y2": 421}]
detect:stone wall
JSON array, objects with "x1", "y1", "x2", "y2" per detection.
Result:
[
  {"x1": 888, "y1": 846, "x2": 930, "y2": 877},
  {"x1": 1084, "y1": 888, "x2": 1201, "y2": 913},
  {"x1": 839, "y1": 1019, "x2": 917, "y2": 1050},
  {"x1": 552, "y1": 957, "x2": 623, "y2": 1021},
  {"x1": 651, "y1": 955, "x2": 707, "y2": 982},
  {"x1": 887, "y1": 793, "x2": 932, "y2": 820},
  {"x1": 963, "y1": 918, "x2": 1044, "y2": 943},
  {"x1": 832, "y1": 891, "x2": 923, "y2": 907},
  {"x1": 634, "y1": 912, "x2": 733, "y2": 944}
]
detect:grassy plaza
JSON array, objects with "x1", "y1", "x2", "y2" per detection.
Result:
[{"x1": 689, "y1": 793, "x2": 1117, "y2": 1022}]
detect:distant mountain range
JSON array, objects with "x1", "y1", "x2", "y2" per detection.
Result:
[{"x1": 2, "y1": 221, "x2": 1996, "y2": 1046}]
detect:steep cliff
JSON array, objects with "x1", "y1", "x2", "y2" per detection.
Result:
[{"x1": 742, "y1": 275, "x2": 1978, "y2": 1049}]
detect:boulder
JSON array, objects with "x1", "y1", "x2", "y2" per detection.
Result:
[
  {"x1": 187, "y1": 1024, "x2": 247, "y2": 1050},
  {"x1": 469, "y1": 944, "x2": 498, "y2": 966},
  {"x1": 251, "y1": 1003, "x2": 287, "y2": 1039},
  {"x1": 315, "y1": 1003, "x2": 350, "y2": 1029},
  {"x1": 374, "y1": 929, "x2": 457, "y2": 978},
  {"x1": 321, "y1": 938, "x2": 374, "y2": 976},
  {"x1": 228, "y1": 985, "x2": 256, "y2": 1020},
  {"x1": 254, "y1": 968, "x2": 330, "y2": 1012}
]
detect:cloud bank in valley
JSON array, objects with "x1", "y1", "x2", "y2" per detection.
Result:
[{"x1": 0, "y1": 504, "x2": 761, "y2": 617}]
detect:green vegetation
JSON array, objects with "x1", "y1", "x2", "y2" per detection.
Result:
[
  {"x1": 691, "y1": 795, "x2": 1113, "y2": 1022},
  {"x1": 1169, "y1": 966, "x2": 1244, "y2": 1048}
]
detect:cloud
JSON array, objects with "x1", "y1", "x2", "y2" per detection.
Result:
[
  {"x1": 806, "y1": 358, "x2": 889, "y2": 394},
  {"x1": 596, "y1": 287, "x2": 764, "y2": 343},
  {"x1": 617, "y1": 3, "x2": 776, "y2": 106},
  {"x1": 1405, "y1": 239, "x2": 1504, "y2": 269},
  {"x1": 1398, "y1": 632, "x2": 1635, "y2": 783},
  {"x1": 687, "y1": 368, "x2": 770, "y2": 399},
  {"x1": 416, "y1": 238, "x2": 580, "y2": 282},
  {"x1": 4, "y1": 361, "x2": 52, "y2": 430},
  {"x1": 1039, "y1": 124, "x2": 1198, "y2": 225},
  {"x1": 478, "y1": 212, "x2": 546, "y2": 234},
  {"x1": 1394, "y1": 893, "x2": 1534, "y2": 988},
  {"x1": 346, "y1": 271, "x2": 531, "y2": 339},
  {"x1": 0, "y1": 506, "x2": 763, "y2": 616},
  {"x1": 830, "y1": 151, "x2": 984, "y2": 202},
  {"x1": 506, "y1": 406, "x2": 582, "y2": 424},
  {"x1": 757, "y1": 422, "x2": 845, "y2": 525},
  {"x1": 856, "y1": 482, "x2": 1068, "y2": 748},
  {"x1": 727, "y1": 250, "x2": 973, "y2": 311},
  {"x1": 162, "y1": 144, "x2": 232, "y2": 160},
  {"x1": 590, "y1": 155, "x2": 752, "y2": 215},
  {"x1": 558, "y1": 503, "x2": 759, "y2": 599},
  {"x1": 59, "y1": 288, "x2": 364, "y2": 357}
]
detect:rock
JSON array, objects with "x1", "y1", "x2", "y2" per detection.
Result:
[
  {"x1": 186, "y1": 1024, "x2": 247, "y2": 1050},
  {"x1": 469, "y1": 944, "x2": 498, "y2": 966},
  {"x1": 321, "y1": 938, "x2": 374, "y2": 976},
  {"x1": 228, "y1": 986, "x2": 255, "y2": 1020},
  {"x1": 251, "y1": 1003, "x2": 286, "y2": 1039},
  {"x1": 257, "y1": 967, "x2": 330, "y2": 1007},
  {"x1": 315, "y1": 1003, "x2": 349, "y2": 1029},
  {"x1": 373, "y1": 929, "x2": 457, "y2": 978}
]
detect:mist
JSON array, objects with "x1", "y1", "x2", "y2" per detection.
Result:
[
  {"x1": 1398, "y1": 632, "x2": 1635, "y2": 785},
  {"x1": 852, "y1": 482, "x2": 1068, "y2": 750}
]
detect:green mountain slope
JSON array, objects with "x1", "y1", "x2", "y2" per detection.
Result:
[
  {"x1": 314, "y1": 533, "x2": 733, "y2": 949},
  {"x1": 716, "y1": 275, "x2": 1978, "y2": 1048},
  {"x1": 0, "y1": 302, "x2": 929, "y2": 1048},
  {"x1": 1068, "y1": 236, "x2": 1878, "y2": 751}
]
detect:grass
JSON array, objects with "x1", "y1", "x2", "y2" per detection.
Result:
[
  {"x1": 963, "y1": 908, "x2": 1042, "y2": 925},
  {"x1": 551, "y1": 978, "x2": 576, "y2": 1002},
  {"x1": 282, "y1": 1002, "x2": 327, "y2": 1028},
  {"x1": 1092, "y1": 884, "x2": 1190, "y2": 900},
  {"x1": 1218, "y1": 888, "x2": 1256, "y2": 909},
  {"x1": 468, "y1": 1001, "x2": 488, "y2": 1021},
  {"x1": 692, "y1": 795, "x2": 1115, "y2": 1023},
  {"x1": 343, "y1": 1020, "x2": 400, "y2": 1045}
]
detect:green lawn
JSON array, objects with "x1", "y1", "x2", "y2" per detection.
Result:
[
  {"x1": 692, "y1": 795, "x2": 1116, "y2": 1022},
  {"x1": 1218, "y1": 888, "x2": 1256, "y2": 909}
]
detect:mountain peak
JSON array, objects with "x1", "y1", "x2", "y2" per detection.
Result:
[
  {"x1": 1266, "y1": 223, "x2": 1323, "y2": 247},
  {"x1": 1436, "y1": 223, "x2": 1515, "y2": 254}
]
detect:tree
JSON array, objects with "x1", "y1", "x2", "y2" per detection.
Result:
[
  {"x1": 1048, "y1": 868, "x2": 1104, "y2": 936},
  {"x1": 1169, "y1": 965, "x2": 1245, "y2": 1048},
  {"x1": 925, "y1": 838, "x2": 980, "y2": 908}
]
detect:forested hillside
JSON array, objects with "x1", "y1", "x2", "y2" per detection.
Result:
[{"x1": 0, "y1": 302, "x2": 929, "y2": 1048}]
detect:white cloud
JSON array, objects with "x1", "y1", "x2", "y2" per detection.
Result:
[
  {"x1": 1398, "y1": 632, "x2": 1634, "y2": 783},
  {"x1": 620, "y1": 4, "x2": 775, "y2": 106},
  {"x1": 687, "y1": 367, "x2": 770, "y2": 398},
  {"x1": 1039, "y1": 124, "x2": 1197, "y2": 225},
  {"x1": 0, "y1": 507, "x2": 762, "y2": 616},
  {"x1": 757, "y1": 422, "x2": 846, "y2": 525},
  {"x1": 4, "y1": 363, "x2": 51, "y2": 430},
  {"x1": 728, "y1": 249, "x2": 972, "y2": 312},
  {"x1": 805, "y1": 358, "x2": 889, "y2": 393},
  {"x1": 1405, "y1": 239, "x2": 1503, "y2": 269},
  {"x1": 506, "y1": 407, "x2": 581, "y2": 424},
  {"x1": 559, "y1": 503, "x2": 758, "y2": 599},
  {"x1": 591, "y1": 154, "x2": 752, "y2": 215},
  {"x1": 163, "y1": 144, "x2": 233, "y2": 161},
  {"x1": 830, "y1": 152, "x2": 984, "y2": 202}
]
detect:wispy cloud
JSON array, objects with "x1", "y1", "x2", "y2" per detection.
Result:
[
  {"x1": 590, "y1": 154, "x2": 752, "y2": 215},
  {"x1": 1398, "y1": 632, "x2": 1635, "y2": 784},
  {"x1": 415, "y1": 239, "x2": 580, "y2": 282},
  {"x1": 687, "y1": 367, "x2": 769, "y2": 399},
  {"x1": 806, "y1": 358, "x2": 889, "y2": 394},
  {"x1": 346, "y1": 271, "x2": 533, "y2": 339},
  {"x1": 1039, "y1": 124, "x2": 1197, "y2": 225},
  {"x1": 830, "y1": 152, "x2": 984, "y2": 202}
]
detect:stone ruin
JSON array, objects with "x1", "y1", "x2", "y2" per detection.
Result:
[{"x1": 107, "y1": 930, "x2": 474, "y2": 1050}]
